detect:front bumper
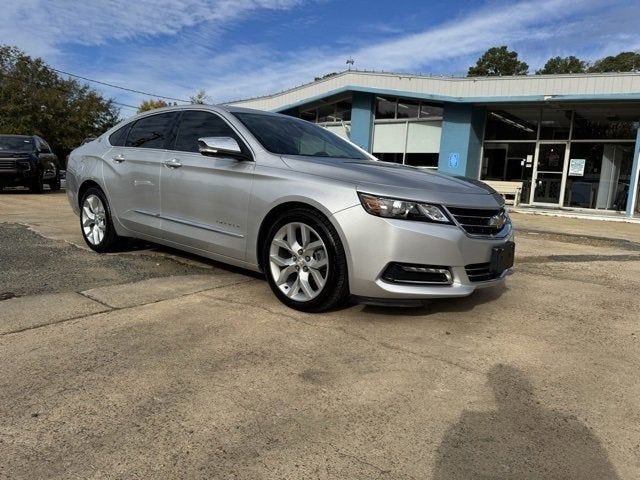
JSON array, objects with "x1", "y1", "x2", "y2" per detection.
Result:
[
  {"x1": 334, "y1": 205, "x2": 514, "y2": 299},
  {"x1": 0, "y1": 158, "x2": 38, "y2": 187}
]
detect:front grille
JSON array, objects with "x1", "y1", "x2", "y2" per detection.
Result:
[
  {"x1": 0, "y1": 159, "x2": 16, "y2": 170},
  {"x1": 465, "y1": 262, "x2": 502, "y2": 282},
  {"x1": 446, "y1": 206, "x2": 508, "y2": 236}
]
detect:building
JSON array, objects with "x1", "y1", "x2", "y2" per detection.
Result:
[{"x1": 227, "y1": 70, "x2": 640, "y2": 218}]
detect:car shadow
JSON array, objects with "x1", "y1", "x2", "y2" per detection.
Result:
[
  {"x1": 124, "y1": 239, "x2": 264, "y2": 280},
  {"x1": 432, "y1": 364, "x2": 620, "y2": 479}
]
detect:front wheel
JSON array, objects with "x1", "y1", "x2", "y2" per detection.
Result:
[
  {"x1": 30, "y1": 174, "x2": 44, "y2": 194},
  {"x1": 80, "y1": 187, "x2": 124, "y2": 252},
  {"x1": 48, "y1": 172, "x2": 61, "y2": 191},
  {"x1": 263, "y1": 208, "x2": 349, "y2": 312}
]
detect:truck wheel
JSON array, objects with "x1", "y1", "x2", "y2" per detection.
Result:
[
  {"x1": 30, "y1": 175, "x2": 44, "y2": 194},
  {"x1": 48, "y1": 175, "x2": 61, "y2": 192}
]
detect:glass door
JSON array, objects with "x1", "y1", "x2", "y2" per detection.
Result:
[{"x1": 531, "y1": 143, "x2": 569, "y2": 205}]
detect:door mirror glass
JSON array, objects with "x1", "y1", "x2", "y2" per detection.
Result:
[{"x1": 198, "y1": 136, "x2": 246, "y2": 159}]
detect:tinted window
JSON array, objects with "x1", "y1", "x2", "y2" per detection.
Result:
[
  {"x1": 174, "y1": 111, "x2": 241, "y2": 153},
  {"x1": 234, "y1": 113, "x2": 368, "y2": 160},
  {"x1": 0, "y1": 136, "x2": 34, "y2": 153},
  {"x1": 109, "y1": 124, "x2": 130, "y2": 146},
  {"x1": 125, "y1": 112, "x2": 178, "y2": 149},
  {"x1": 39, "y1": 139, "x2": 52, "y2": 153},
  {"x1": 375, "y1": 97, "x2": 396, "y2": 119}
]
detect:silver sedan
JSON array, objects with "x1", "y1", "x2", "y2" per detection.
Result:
[{"x1": 66, "y1": 105, "x2": 514, "y2": 312}]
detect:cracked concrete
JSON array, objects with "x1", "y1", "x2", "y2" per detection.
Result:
[{"x1": 1, "y1": 192, "x2": 639, "y2": 479}]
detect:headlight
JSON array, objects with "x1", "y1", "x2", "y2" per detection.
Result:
[{"x1": 358, "y1": 193, "x2": 451, "y2": 223}]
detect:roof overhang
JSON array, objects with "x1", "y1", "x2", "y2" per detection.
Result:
[{"x1": 225, "y1": 70, "x2": 640, "y2": 112}]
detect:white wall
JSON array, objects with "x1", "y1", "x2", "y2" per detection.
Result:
[
  {"x1": 406, "y1": 122, "x2": 441, "y2": 153},
  {"x1": 372, "y1": 121, "x2": 442, "y2": 153}
]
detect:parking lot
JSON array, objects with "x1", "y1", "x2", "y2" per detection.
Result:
[{"x1": 1, "y1": 190, "x2": 639, "y2": 479}]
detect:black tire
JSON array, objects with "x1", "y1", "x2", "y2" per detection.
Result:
[
  {"x1": 30, "y1": 173, "x2": 44, "y2": 194},
  {"x1": 262, "y1": 207, "x2": 349, "y2": 313},
  {"x1": 80, "y1": 187, "x2": 124, "y2": 253},
  {"x1": 48, "y1": 173, "x2": 61, "y2": 191}
]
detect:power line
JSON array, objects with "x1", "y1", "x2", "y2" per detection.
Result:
[
  {"x1": 50, "y1": 67, "x2": 191, "y2": 103},
  {"x1": 112, "y1": 101, "x2": 138, "y2": 110},
  {"x1": 1, "y1": 71, "x2": 138, "y2": 112}
]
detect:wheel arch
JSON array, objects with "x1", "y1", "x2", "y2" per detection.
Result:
[
  {"x1": 77, "y1": 179, "x2": 104, "y2": 208},
  {"x1": 255, "y1": 200, "x2": 350, "y2": 273}
]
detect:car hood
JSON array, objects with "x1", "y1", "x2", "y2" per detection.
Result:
[
  {"x1": 280, "y1": 156, "x2": 504, "y2": 208},
  {"x1": 0, "y1": 151, "x2": 34, "y2": 158}
]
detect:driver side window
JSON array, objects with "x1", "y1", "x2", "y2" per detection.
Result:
[{"x1": 173, "y1": 111, "x2": 242, "y2": 153}]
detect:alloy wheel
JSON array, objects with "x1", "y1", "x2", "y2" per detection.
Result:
[
  {"x1": 269, "y1": 222, "x2": 329, "y2": 302},
  {"x1": 81, "y1": 194, "x2": 107, "y2": 246}
]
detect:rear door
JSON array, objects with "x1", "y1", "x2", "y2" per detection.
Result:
[
  {"x1": 102, "y1": 111, "x2": 178, "y2": 237},
  {"x1": 160, "y1": 110, "x2": 255, "y2": 259}
]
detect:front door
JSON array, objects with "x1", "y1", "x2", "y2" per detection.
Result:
[
  {"x1": 531, "y1": 142, "x2": 569, "y2": 205},
  {"x1": 160, "y1": 110, "x2": 254, "y2": 260}
]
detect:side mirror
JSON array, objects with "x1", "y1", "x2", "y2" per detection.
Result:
[{"x1": 198, "y1": 137, "x2": 251, "y2": 161}]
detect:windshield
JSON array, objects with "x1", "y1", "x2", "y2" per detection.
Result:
[
  {"x1": 234, "y1": 112, "x2": 369, "y2": 160},
  {"x1": 0, "y1": 136, "x2": 34, "y2": 153}
]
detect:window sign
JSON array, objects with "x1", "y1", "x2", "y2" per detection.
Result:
[
  {"x1": 448, "y1": 152, "x2": 459, "y2": 168},
  {"x1": 569, "y1": 158, "x2": 586, "y2": 176}
]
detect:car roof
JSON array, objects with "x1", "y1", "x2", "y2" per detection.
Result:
[
  {"x1": 0, "y1": 134, "x2": 33, "y2": 139},
  {"x1": 127, "y1": 104, "x2": 281, "y2": 117}
]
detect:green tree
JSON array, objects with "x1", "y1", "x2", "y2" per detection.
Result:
[
  {"x1": 137, "y1": 99, "x2": 169, "y2": 113},
  {"x1": 0, "y1": 45, "x2": 119, "y2": 157},
  {"x1": 467, "y1": 46, "x2": 529, "y2": 77},
  {"x1": 189, "y1": 89, "x2": 212, "y2": 104},
  {"x1": 536, "y1": 56, "x2": 586, "y2": 74},
  {"x1": 314, "y1": 72, "x2": 338, "y2": 81},
  {"x1": 588, "y1": 51, "x2": 640, "y2": 73}
]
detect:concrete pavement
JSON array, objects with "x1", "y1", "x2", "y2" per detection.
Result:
[{"x1": 1, "y1": 191, "x2": 639, "y2": 479}]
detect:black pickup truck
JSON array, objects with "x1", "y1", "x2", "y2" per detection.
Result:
[{"x1": 0, "y1": 135, "x2": 61, "y2": 193}]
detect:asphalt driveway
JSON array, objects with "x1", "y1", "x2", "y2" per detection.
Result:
[{"x1": 1, "y1": 191, "x2": 639, "y2": 479}]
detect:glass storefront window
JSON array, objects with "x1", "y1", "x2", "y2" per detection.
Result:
[
  {"x1": 375, "y1": 96, "x2": 442, "y2": 120},
  {"x1": 317, "y1": 104, "x2": 336, "y2": 123},
  {"x1": 397, "y1": 99, "x2": 419, "y2": 119},
  {"x1": 539, "y1": 109, "x2": 571, "y2": 140},
  {"x1": 373, "y1": 152, "x2": 403, "y2": 163},
  {"x1": 485, "y1": 108, "x2": 538, "y2": 140},
  {"x1": 375, "y1": 97, "x2": 396, "y2": 119},
  {"x1": 405, "y1": 153, "x2": 439, "y2": 167},
  {"x1": 482, "y1": 143, "x2": 536, "y2": 203},
  {"x1": 334, "y1": 101, "x2": 351, "y2": 121},
  {"x1": 563, "y1": 143, "x2": 634, "y2": 210},
  {"x1": 300, "y1": 109, "x2": 316, "y2": 122},
  {"x1": 572, "y1": 106, "x2": 637, "y2": 140},
  {"x1": 420, "y1": 103, "x2": 443, "y2": 119}
]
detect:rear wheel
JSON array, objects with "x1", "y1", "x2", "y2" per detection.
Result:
[
  {"x1": 80, "y1": 187, "x2": 123, "y2": 252},
  {"x1": 263, "y1": 208, "x2": 349, "y2": 312}
]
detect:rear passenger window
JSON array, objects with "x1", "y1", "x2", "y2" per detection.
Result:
[
  {"x1": 125, "y1": 112, "x2": 178, "y2": 149},
  {"x1": 174, "y1": 111, "x2": 241, "y2": 153},
  {"x1": 109, "y1": 124, "x2": 130, "y2": 146}
]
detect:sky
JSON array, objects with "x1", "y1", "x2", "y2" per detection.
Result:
[{"x1": 2, "y1": 0, "x2": 640, "y2": 115}]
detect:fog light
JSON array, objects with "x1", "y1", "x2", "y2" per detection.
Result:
[{"x1": 382, "y1": 263, "x2": 453, "y2": 285}]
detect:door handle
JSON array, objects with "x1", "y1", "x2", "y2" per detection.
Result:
[
  {"x1": 112, "y1": 154, "x2": 125, "y2": 163},
  {"x1": 163, "y1": 158, "x2": 182, "y2": 169}
]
